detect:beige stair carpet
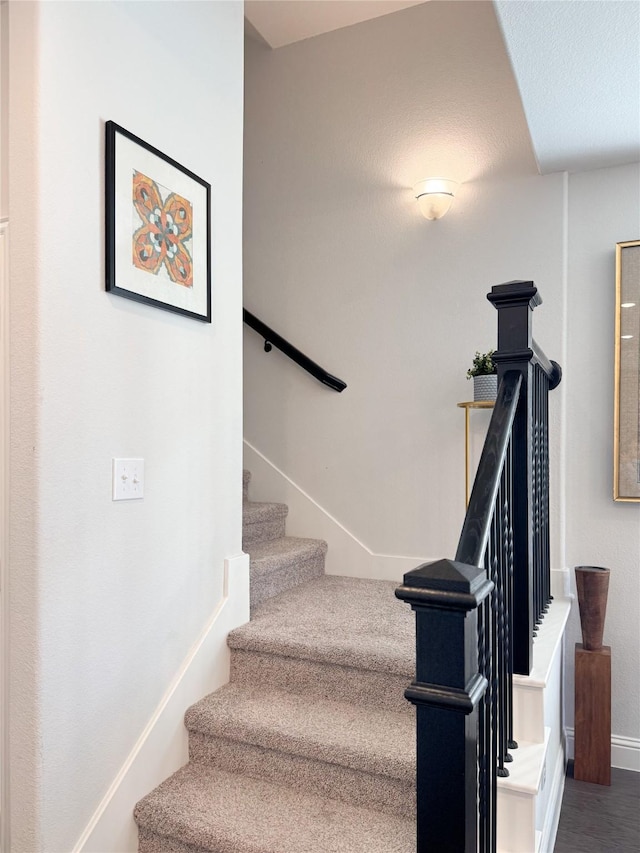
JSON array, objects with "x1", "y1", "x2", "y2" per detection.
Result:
[
  {"x1": 136, "y1": 765, "x2": 415, "y2": 853},
  {"x1": 135, "y1": 470, "x2": 416, "y2": 852}
]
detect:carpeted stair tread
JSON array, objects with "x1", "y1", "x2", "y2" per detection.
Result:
[
  {"x1": 228, "y1": 575, "x2": 414, "y2": 677},
  {"x1": 185, "y1": 682, "x2": 415, "y2": 781},
  {"x1": 135, "y1": 763, "x2": 414, "y2": 853}
]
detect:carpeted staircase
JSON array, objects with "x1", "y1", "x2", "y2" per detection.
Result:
[{"x1": 134, "y1": 470, "x2": 416, "y2": 853}]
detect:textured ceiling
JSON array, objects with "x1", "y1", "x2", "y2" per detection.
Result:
[{"x1": 494, "y1": 0, "x2": 640, "y2": 174}]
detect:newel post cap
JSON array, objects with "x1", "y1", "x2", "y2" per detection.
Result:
[
  {"x1": 487, "y1": 280, "x2": 541, "y2": 310},
  {"x1": 395, "y1": 558, "x2": 493, "y2": 612}
]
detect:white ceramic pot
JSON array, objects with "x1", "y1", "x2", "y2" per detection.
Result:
[{"x1": 473, "y1": 374, "x2": 497, "y2": 402}]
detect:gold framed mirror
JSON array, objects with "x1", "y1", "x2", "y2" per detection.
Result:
[{"x1": 614, "y1": 240, "x2": 640, "y2": 501}]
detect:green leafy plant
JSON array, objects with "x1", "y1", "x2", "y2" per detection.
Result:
[{"x1": 467, "y1": 350, "x2": 497, "y2": 379}]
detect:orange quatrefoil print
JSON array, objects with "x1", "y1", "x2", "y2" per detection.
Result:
[{"x1": 132, "y1": 171, "x2": 194, "y2": 287}]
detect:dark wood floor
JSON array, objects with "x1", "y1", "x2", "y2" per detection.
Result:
[{"x1": 554, "y1": 763, "x2": 640, "y2": 852}]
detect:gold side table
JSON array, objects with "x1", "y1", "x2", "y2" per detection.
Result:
[{"x1": 457, "y1": 401, "x2": 495, "y2": 505}]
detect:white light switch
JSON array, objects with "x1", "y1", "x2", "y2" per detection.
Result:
[{"x1": 112, "y1": 458, "x2": 144, "y2": 501}]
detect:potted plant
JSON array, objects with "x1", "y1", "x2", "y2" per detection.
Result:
[{"x1": 467, "y1": 350, "x2": 497, "y2": 401}]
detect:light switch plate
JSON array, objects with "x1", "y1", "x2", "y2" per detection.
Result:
[{"x1": 112, "y1": 458, "x2": 144, "y2": 501}]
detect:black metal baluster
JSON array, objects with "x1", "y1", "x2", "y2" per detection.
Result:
[
  {"x1": 478, "y1": 593, "x2": 489, "y2": 853},
  {"x1": 489, "y1": 524, "x2": 498, "y2": 852},
  {"x1": 496, "y1": 481, "x2": 506, "y2": 773},
  {"x1": 540, "y1": 366, "x2": 545, "y2": 622},
  {"x1": 497, "y1": 475, "x2": 506, "y2": 771},
  {"x1": 543, "y1": 371, "x2": 551, "y2": 611},
  {"x1": 539, "y1": 366, "x2": 545, "y2": 620},
  {"x1": 532, "y1": 368, "x2": 537, "y2": 638},
  {"x1": 490, "y1": 508, "x2": 507, "y2": 781},
  {"x1": 531, "y1": 365, "x2": 540, "y2": 637},
  {"x1": 505, "y1": 436, "x2": 518, "y2": 752},
  {"x1": 484, "y1": 545, "x2": 497, "y2": 852},
  {"x1": 487, "y1": 590, "x2": 496, "y2": 853},
  {"x1": 483, "y1": 544, "x2": 495, "y2": 852},
  {"x1": 499, "y1": 464, "x2": 513, "y2": 769},
  {"x1": 539, "y1": 367, "x2": 547, "y2": 615},
  {"x1": 534, "y1": 364, "x2": 542, "y2": 632}
]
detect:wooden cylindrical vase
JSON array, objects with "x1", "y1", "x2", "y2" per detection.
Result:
[
  {"x1": 574, "y1": 565, "x2": 611, "y2": 785},
  {"x1": 575, "y1": 565, "x2": 610, "y2": 650}
]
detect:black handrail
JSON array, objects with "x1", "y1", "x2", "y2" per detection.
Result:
[
  {"x1": 243, "y1": 309, "x2": 347, "y2": 392},
  {"x1": 397, "y1": 280, "x2": 562, "y2": 853},
  {"x1": 532, "y1": 340, "x2": 562, "y2": 389},
  {"x1": 456, "y1": 371, "x2": 522, "y2": 568}
]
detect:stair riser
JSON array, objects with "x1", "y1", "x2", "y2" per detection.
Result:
[
  {"x1": 497, "y1": 787, "x2": 537, "y2": 853},
  {"x1": 251, "y1": 552, "x2": 325, "y2": 611},
  {"x1": 189, "y1": 732, "x2": 415, "y2": 819},
  {"x1": 242, "y1": 470, "x2": 250, "y2": 502},
  {"x1": 139, "y1": 828, "x2": 204, "y2": 853},
  {"x1": 242, "y1": 516, "x2": 286, "y2": 549},
  {"x1": 513, "y1": 682, "x2": 545, "y2": 745},
  {"x1": 230, "y1": 649, "x2": 413, "y2": 716}
]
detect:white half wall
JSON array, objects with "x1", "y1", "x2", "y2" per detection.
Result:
[{"x1": 8, "y1": 2, "x2": 244, "y2": 850}]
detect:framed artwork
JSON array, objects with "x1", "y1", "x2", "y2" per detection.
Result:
[
  {"x1": 105, "y1": 121, "x2": 211, "y2": 322},
  {"x1": 614, "y1": 240, "x2": 640, "y2": 501}
]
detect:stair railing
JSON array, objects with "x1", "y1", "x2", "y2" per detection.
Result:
[
  {"x1": 243, "y1": 308, "x2": 347, "y2": 392},
  {"x1": 396, "y1": 281, "x2": 561, "y2": 853}
]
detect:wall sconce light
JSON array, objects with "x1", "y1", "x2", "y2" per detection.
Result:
[{"x1": 414, "y1": 178, "x2": 458, "y2": 220}]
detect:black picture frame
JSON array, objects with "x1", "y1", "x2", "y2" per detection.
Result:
[{"x1": 105, "y1": 120, "x2": 211, "y2": 322}]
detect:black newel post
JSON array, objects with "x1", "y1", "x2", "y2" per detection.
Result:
[
  {"x1": 396, "y1": 559, "x2": 493, "y2": 852},
  {"x1": 487, "y1": 282, "x2": 538, "y2": 676}
]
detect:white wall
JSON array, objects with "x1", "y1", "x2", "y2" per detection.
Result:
[
  {"x1": 0, "y1": 0, "x2": 6, "y2": 220},
  {"x1": 9, "y1": 2, "x2": 244, "y2": 850},
  {"x1": 0, "y1": 3, "x2": 9, "y2": 848},
  {"x1": 243, "y1": 0, "x2": 639, "y2": 759},
  {"x1": 244, "y1": 0, "x2": 565, "y2": 564},
  {"x1": 565, "y1": 163, "x2": 640, "y2": 748}
]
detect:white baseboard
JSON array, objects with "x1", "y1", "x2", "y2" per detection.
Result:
[
  {"x1": 565, "y1": 727, "x2": 640, "y2": 772},
  {"x1": 72, "y1": 553, "x2": 250, "y2": 853},
  {"x1": 243, "y1": 440, "x2": 431, "y2": 581}
]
